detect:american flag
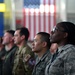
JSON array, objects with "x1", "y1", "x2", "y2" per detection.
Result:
[{"x1": 23, "y1": 0, "x2": 56, "y2": 41}]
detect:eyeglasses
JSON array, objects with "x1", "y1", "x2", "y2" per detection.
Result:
[{"x1": 52, "y1": 26, "x2": 66, "y2": 32}]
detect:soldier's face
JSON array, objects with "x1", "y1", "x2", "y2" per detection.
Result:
[
  {"x1": 14, "y1": 30, "x2": 22, "y2": 45},
  {"x1": 50, "y1": 24, "x2": 66, "y2": 44},
  {"x1": 32, "y1": 34, "x2": 43, "y2": 53},
  {"x1": 2, "y1": 32, "x2": 13, "y2": 45}
]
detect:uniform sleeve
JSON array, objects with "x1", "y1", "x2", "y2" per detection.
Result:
[
  {"x1": 64, "y1": 50, "x2": 75, "y2": 75},
  {"x1": 23, "y1": 47, "x2": 35, "y2": 75}
]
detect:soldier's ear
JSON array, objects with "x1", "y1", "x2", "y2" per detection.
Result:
[
  {"x1": 64, "y1": 32, "x2": 68, "y2": 38},
  {"x1": 21, "y1": 35, "x2": 25, "y2": 40},
  {"x1": 42, "y1": 42, "x2": 47, "y2": 47}
]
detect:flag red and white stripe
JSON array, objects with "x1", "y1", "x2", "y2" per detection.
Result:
[{"x1": 23, "y1": 0, "x2": 56, "y2": 41}]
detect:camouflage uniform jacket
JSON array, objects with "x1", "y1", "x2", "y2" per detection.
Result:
[
  {"x1": 12, "y1": 44, "x2": 35, "y2": 75},
  {"x1": 32, "y1": 50, "x2": 51, "y2": 75},
  {"x1": 45, "y1": 44, "x2": 75, "y2": 75}
]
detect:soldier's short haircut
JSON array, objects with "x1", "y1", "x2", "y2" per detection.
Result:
[
  {"x1": 37, "y1": 32, "x2": 51, "y2": 48},
  {"x1": 6, "y1": 30, "x2": 15, "y2": 36},
  {"x1": 57, "y1": 21, "x2": 75, "y2": 45},
  {"x1": 16, "y1": 27, "x2": 29, "y2": 41}
]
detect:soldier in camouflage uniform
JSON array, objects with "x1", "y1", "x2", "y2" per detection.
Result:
[
  {"x1": 12, "y1": 27, "x2": 35, "y2": 75},
  {"x1": 32, "y1": 32, "x2": 52, "y2": 75},
  {"x1": 45, "y1": 22, "x2": 75, "y2": 75}
]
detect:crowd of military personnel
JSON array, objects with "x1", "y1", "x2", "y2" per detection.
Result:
[{"x1": 0, "y1": 21, "x2": 75, "y2": 75}]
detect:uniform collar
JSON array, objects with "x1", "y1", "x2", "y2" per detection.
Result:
[
  {"x1": 58, "y1": 44, "x2": 74, "y2": 53},
  {"x1": 36, "y1": 50, "x2": 50, "y2": 65}
]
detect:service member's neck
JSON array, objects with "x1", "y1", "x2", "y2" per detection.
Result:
[
  {"x1": 37, "y1": 48, "x2": 48, "y2": 60},
  {"x1": 5, "y1": 44, "x2": 14, "y2": 51},
  {"x1": 18, "y1": 41, "x2": 27, "y2": 49},
  {"x1": 58, "y1": 41, "x2": 67, "y2": 47}
]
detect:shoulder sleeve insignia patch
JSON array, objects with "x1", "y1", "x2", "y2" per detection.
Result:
[{"x1": 23, "y1": 54, "x2": 31, "y2": 62}]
